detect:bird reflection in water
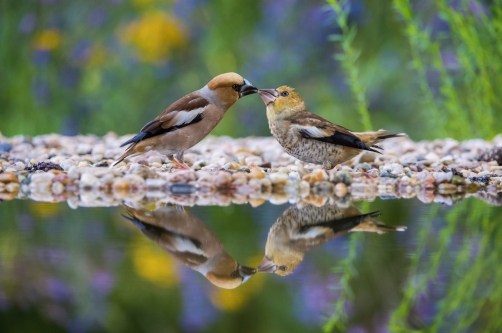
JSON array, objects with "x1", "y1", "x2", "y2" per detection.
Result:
[
  {"x1": 121, "y1": 205, "x2": 256, "y2": 289},
  {"x1": 258, "y1": 204, "x2": 407, "y2": 276}
]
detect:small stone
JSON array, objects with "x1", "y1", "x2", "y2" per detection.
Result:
[
  {"x1": 223, "y1": 161, "x2": 241, "y2": 170},
  {"x1": 451, "y1": 175, "x2": 465, "y2": 185},
  {"x1": 213, "y1": 171, "x2": 232, "y2": 188},
  {"x1": 124, "y1": 174, "x2": 146, "y2": 189},
  {"x1": 78, "y1": 161, "x2": 90, "y2": 168},
  {"x1": 313, "y1": 181, "x2": 334, "y2": 195},
  {"x1": 334, "y1": 183, "x2": 347, "y2": 197},
  {"x1": 438, "y1": 183, "x2": 457, "y2": 194},
  {"x1": 336, "y1": 170, "x2": 352, "y2": 185},
  {"x1": 248, "y1": 168, "x2": 265, "y2": 179},
  {"x1": 91, "y1": 144, "x2": 106, "y2": 156},
  {"x1": 80, "y1": 173, "x2": 100, "y2": 189},
  {"x1": 433, "y1": 171, "x2": 452, "y2": 184},
  {"x1": 248, "y1": 198, "x2": 265, "y2": 207},
  {"x1": 52, "y1": 182, "x2": 65, "y2": 195},
  {"x1": 0, "y1": 143, "x2": 13, "y2": 152},
  {"x1": 145, "y1": 178, "x2": 167, "y2": 188},
  {"x1": 0, "y1": 172, "x2": 18, "y2": 183},
  {"x1": 269, "y1": 172, "x2": 289, "y2": 185},
  {"x1": 5, "y1": 182, "x2": 20, "y2": 193}
]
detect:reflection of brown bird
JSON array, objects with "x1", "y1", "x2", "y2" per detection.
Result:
[
  {"x1": 257, "y1": 204, "x2": 406, "y2": 276},
  {"x1": 114, "y1": 73, "x2": 257, "y2": 168},
  {"x1": 121, "y1": 205, "x2": 256, "y2": 289},
  {"x1": 258, "y1": 86, "x2": 406, "y2": 169}
]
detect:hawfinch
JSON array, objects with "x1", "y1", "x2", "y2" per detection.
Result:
[
  {"x1": 114, "y1": 73, "x2": 258, "y2": 168},
  {"x1": 257, "y1": 204, "x2": 406, "y2": 276},
  {"x1": 258, "y1": 86, "x2": 406, "y2": 169},
  {"x1": 121, "y1": 204, "x2": 256, "y2": 289}
]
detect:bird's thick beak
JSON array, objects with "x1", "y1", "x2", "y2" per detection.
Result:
[
  {"x1": 238, "y1": 265, "x2": 257, "y2": 284},
  {"x1": 257, "y1": 256, "x2": 277, "y2": 273},
  {"x1": 238, "y1": 78, "x2": 258, "y2": 98},
  {"x1": 258, "y1": 89, "x2": 279, "y2": 106}
]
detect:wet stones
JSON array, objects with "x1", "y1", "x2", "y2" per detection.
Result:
[{"x1": 0, "y1": 133, "x2": 500, "y2": 207}]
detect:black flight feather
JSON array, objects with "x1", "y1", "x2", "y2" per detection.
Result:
[{"x1": 299, "y1": 129, "x2": 382, "y2": 154}]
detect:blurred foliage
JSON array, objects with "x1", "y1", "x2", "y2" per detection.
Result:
[{"x1": 1, "y1": 0, "x2": 500, "y2": 141}]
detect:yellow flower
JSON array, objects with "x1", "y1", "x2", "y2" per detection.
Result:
[
  {"x1": 133, "y1": 0, "x2": 174, "y2": 8},
  {"x1": 120, "y1": 10, "x2": 186, "y2": 64},
  {"x1": 87, "y1": 45, "x2": 107, "y2": 67},
  {"x1": 132, "y1": 235, "x2": 179, "y2": 287},
  {"x1": 33, "y1": 29, "x2": 61, "y2": 51},
  {"x1": 30, "y1": 202, "x2": 59, "y2": 217}
]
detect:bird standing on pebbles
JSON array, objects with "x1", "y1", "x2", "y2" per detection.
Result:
[
  {"x1": 258, "y1": 86, "x2": 406, "y2": 169},
  {"x1": 114, "y1": 73, "x2": 258, "y2": 168}
]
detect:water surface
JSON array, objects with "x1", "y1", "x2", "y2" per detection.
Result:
[{"x1": 0, "y1": 196, "x2": 500, "y2": 333}]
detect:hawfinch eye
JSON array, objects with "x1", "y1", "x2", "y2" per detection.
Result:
[
  {"x1": 280, "y1": 91, "x2": 289, "y2": 97},
  {"x1": 232, "y1": 84, "x2": 240, "y2": 91}
]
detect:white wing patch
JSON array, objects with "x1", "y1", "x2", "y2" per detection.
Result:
[
  {"x1": 170, "y1": 236, "x2": 204, "y2": 255},
  {"x1": 293, "y1": 124, "x2": 331, "y2": 138},
  {"x1": 171, "y1": 107, "x2": 205, "y2": 127},
  {"x1": 291, "y1": 226, "x2": 327, "y2": 239}
]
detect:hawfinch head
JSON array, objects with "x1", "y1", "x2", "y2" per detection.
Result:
[
  {"x1": 206, "y1": 258, "x2": 257, "y2": 289},
  {"x1": 258, "y1": 86, "x2": 306, "y2": 114},
  {"x1": 207, "y1": 72, "x2": 257, "y2": 108},
  {"x1": 257, "y1": 251, "x2": 304, "y2": 276}
]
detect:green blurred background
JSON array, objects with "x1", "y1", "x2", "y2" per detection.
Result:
[{"x1": 1, "y1": 0, "x2": 500, "y2": 141}]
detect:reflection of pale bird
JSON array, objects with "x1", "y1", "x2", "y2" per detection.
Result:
[
  {"x1": 258, "y1": 86, "x2": 406, "y2": 169},
  {"x1": 257, "y1": 204, "x2": 406, "y2": 276},
  {"x1": 122, "y1": 205, "x2": 256, "y2": 289},
  {"x1": 114, "y1": 73, "x2": 257, "y2": 168}
]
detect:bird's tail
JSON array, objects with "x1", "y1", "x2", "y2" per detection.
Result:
[
  {"x1": 355, "y1": 129, "x2": 407, "y2": 149},
  {"x1": 112, "y1": 147, "x2": 139, "y2": 167}
]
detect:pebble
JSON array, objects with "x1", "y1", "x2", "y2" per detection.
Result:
[
  {"x1": 334, "y1": 183, "x2": 347, "y2": 197},
  {"x1": 0, "y1": 134, "x2": 500, "y2": 206}
]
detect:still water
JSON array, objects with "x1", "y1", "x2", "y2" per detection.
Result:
[{"x1": 0, "y1": 196, "x2": 500, "y2": 333}]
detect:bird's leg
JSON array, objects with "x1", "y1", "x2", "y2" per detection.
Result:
[{"x1": 171, "y1": 151, "x2": 191, "y2": 170}]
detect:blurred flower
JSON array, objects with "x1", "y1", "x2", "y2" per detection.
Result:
[
  {"x1": 91, "y1": 271, "x2": 115, "y2": 294},
  {"x1": 46, "y1": 278, "x2": 72, "y2": 302},
  {"x1": 120, "y1": 10, "x2": 186, "y2": 64},
  {"x1": 132, "y1": 235, "x2": 179, "y2": 287},
  {"x1": 87, "y1": 45, "x2": 108, "y2": 67},
  {"x1": 88, "y1": 6, "x2": 108, "y2": 28},
  {"x1": 33, "y1": 50, "x2": 51, "y2": 66},
  {"x1": 33, "y1": 29, "x2": 61, "y2": 51},
  {"x1": 30, "y1": 202, "x2": 59, "y2": 217},
  {"x1": 133, "y1": 0, "x2": 174, "y2": 8},
  {"x1": 59, "y1": 67, "x2": 81, "y2": 89},
  {"x1": 72, "y1": 40, "x2": 92, "y2": 63},
  {"x1": 179, "y1": 266, "x2": 218, "y2": 332},
  {"x1": 18, "y1": 13, "x2": 37, "y2": 34}
]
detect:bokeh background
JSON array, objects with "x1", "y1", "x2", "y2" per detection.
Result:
[
  {"x1": 1, "y1": 0, "x2": 500, "y2": 141},
  {"x1": 1, "y1": 1, "x2": 502, "y2": 333}
]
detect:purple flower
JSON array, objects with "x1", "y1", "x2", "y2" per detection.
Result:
[
  {"x1": 33, "y1": 50, "x2": 51, "y2": 67},
  {"x1": 72, "y1": 40, "x2": 92, "y2": 63},
  {"x1": 46, "y1": 278, "x2": 72, "y2": 302},
  {"x1": 18, "y1": 13, "x2": 37, "y2": 33},
  {"x1": 88, "y1": 7, "x2": 108, "y2": 28},
  {"x1": 91, "y1": 271, "x2": 115, "y2": 295}
]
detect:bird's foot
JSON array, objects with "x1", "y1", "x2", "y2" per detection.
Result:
[{"x1": 171, "y1": 157, "x2": 191, "y2": 170}]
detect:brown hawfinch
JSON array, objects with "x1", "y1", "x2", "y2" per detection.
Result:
[
  {"x1": 257, "y1": 204, "x2": 406, "y2": 276},
  {"x1": 114, "y1": 73, "x2": 257, "y2": 168},
  {"x1": 258, "y1": 86, "x2": 406, "y2": 169},
  {"x1": 122, "y1": 204, "x2": 256, "y2": 289}
]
